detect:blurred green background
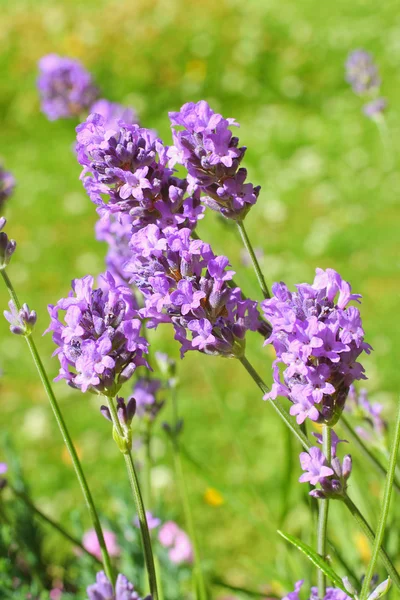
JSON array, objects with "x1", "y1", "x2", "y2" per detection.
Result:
[{"x1": 1, "y1": 0, "x2": 400, "y2": 595}]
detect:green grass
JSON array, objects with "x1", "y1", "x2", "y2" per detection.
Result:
[{"x1": 1, "y1": 0, "x2": 400, "y2": 595}]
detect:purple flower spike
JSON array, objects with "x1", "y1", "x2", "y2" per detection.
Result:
[
  {"x1": 346, "y1": 385, "x2": 387, "y2": 443},
  {"x1": 45, "y1": 272, "x2": 149, "y2": 395},
  {"x1": 168, "y1": 100, "x2": 259, "y2": 221},
  {"x1": 299, "y1": 447, "x2": 334, "y2": 485},
  {"x1": 76, "y1": 114, "x2": 204, "y2": 233},
  {"x1": 262, "y1": 268, "x2": 371, "y2": 425},
  {"x1": 363, "y1": 97, "x2": 387, "y2": 119},
  {"x1": 4, "y1": 300, "x2": 37, "y2": 336},
  {"x1": 126, "y1": 225, "x2": 260, "y2": 358},
  {"x1": 87, "y1": 571, "x2": 146, "y2": 600},
  {"x1": 345, "y1": 50, "x2": 380, "y2": 95},
  {"x1": 0, "y1": 164, "x2": 15, "y2": 209},
  {"x1": 131, "y1": 378, "x2": 163, "y2": 420},
  {"x1": 38, "y1": 54, "x2": 99, "y2": 121}
]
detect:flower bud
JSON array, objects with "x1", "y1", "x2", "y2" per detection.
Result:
[
  {"x1": 0, "y1": 231, "x2": 16, "y2": 269},
  {"x1": 342, "y1": 454, "x2": 352, "y2": 480},
  {"x1": 368, "y1": 578, "x2": 391, "y2": 600},
  {"x1": 4, "y1": 300, "x2": 37, "y2": 336},
  {"x1": 100, "y1": 405, "x2": 112, "y2": 422}
]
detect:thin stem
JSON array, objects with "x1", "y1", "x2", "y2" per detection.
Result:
[
  {"x1": 9, "y1": 485, "x2": 101, "y2": 564},
  {"x1": 143, "y1": 422, "x2": 153, "y2": 509},
  {"x1": 1, "y1": 269, "x2": 115, "y2": 585},
  {"x1": 236, "y1": 220, "x2": 270, "y2": 299},
  {"x1": 106, "y1": 397, "x2": 159, "y2": 600},
  {"x1": 239, "y1": 356, "x2": 311, "y2": 450},
  {"x1": 317, "y1": 426, "x2": 331, "y2": 598},
  {"x1": 343, "y1": 494, "x2": 400, "y2": 590},
  {"x1": 360, "y1": 398, "x2": 400, "y2": 600},
  {"x1": 340, "y1": 415, "x2": 400, "y2": 494},
  {"x1": 172, "y1": 439, "x2": 208, "y2": 600}
]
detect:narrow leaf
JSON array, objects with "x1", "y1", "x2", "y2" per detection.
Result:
[{"x1": 277, "y1": 530, "x2": 354, "y2": 598}]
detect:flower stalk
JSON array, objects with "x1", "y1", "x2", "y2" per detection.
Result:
[
  {"x1": 236, "y1": 220, "x2": 270, "y2": 299},
  {"x1": 0, "y1": 268, "x2": 115, "y2": 585},
  {"x1": 317, "y1": 425, "x2": 331, "y2": 598}
]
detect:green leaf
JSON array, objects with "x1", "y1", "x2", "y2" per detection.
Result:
[{"x1": 277, "y1": 530, "x2": 354, "y2": 598}]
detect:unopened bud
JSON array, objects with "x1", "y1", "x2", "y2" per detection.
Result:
[{"x1": 368, "y1": 578, "x2": 391, "y2": 600}]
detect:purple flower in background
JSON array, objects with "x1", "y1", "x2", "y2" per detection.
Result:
[
  {"x1": 131, "y1": 378, "x2": 164, "y2": 419},
  {"x1": 126, "y1": 225, "x2": 260, "y2": 358},
  {"x1": 0, "y1": 217, "x2": 17, "y2": 269},
  {"x1": 0, "y1": 463, "x2": 7, "y2": 475},
  {"x1": 299, "y1": 446, "x2": 352, "y2": 499},
  {"x1": 363, "y1": 97, "x2": 387, "y2": 119},
  {"x1": 87, "y1": 571, "x2": 147, "y2": 600},
  {"x1": 346, "y1": 385, "x2": 387, "y2": 444},
  {"x1": 169, "y1": 100, "x2": 259, "y2": 220},
  {"x1": 76, "y1": 114, "x2": 203, "y2": 233},
  {"x1": 4, "y1": 300, "x2": 37, "y2": 336},
  {"x1": 312, "y1": 430, "x2": 347, "y2": 458},
  {"x1": 158, "y1": 521, "x2": 193, "y2": 564},
  {"x1": 82, "y1": 529, "x2": 121, "y2": 561},
  {"x1": 345, "y1": 50, "x2": 380, "y2": 95},
  {"x1": 90, "y1": 98, "x2": 139, "y2": 130},
  {"x1": 134, "y1": 511, "x2": 161, "y2": 530},
  {"x1": 96, "y1": 214, "x2": 135, "y2": 286},
  {"x1": 38, "y1": 54, "x2": 99, "y2": 120},
  {"x1": 282, "y1": 580, "x2": 304, "y2": 600},
  {"x1": 45, "y1": 272, "x2": 148, "y2": 395},
  {"x1": 0, "y1": 164, "x2": 15, "y2": 209},
  {"x1": 262, "y1": 268, "x2": 371, "y2": 425}
]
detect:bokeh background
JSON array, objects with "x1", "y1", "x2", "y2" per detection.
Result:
[{"x1": 1, "y1": 0, "x2": 400, "y2": 595}]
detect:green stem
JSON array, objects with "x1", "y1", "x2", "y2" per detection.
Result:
[
  {"x1": 236, "y1": 220, "x2": 270, "y2": 299},
  {"x1": 360, "y1": 398, "x2": 400, "y2": 600},
  {"x1": 143, "y1": 422, "x2": 153, "y2": 509},
  {"x1": 1, "y1": 269, "x2": 115, "y2": 585},
  {"x1": 106, "y1": 397, "x2": 159, "y2": 600},
  {"x1": 239, "y1": 356, "x2": 311, "y2": 450},
  {"x1": 9, "y1": 485, "x2": 101, "y2": 564},
  {"x1": 317, "y1": 426, "x2": 331, "y2": 598},
  {"x1": 340, "y1": 415, "x2": 400, "y2": 494},
  {"x1": 343, "y1": 494, "x2": 400, "y2": 590},
  {"x1": 172, "y1": 439, "x2": 208, "y2": 600}
]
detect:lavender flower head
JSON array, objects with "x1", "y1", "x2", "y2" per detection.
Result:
[
  {"x1": 4, "y1": 300, "x2": 37, "y2": 336},
  {"x1": 87, "y1": 571, "x2": 149, "y2": 600},
  {"x1": 126, "y1": 225, "x2": 260, "y2": 358},
  {"x1": 262, "y1": 268, "x2": 371, "y2": 425},
  {"x1": 169, "y1": 100, "x2": 260, "y2": 221},
  {"x1": 345, "y1": 50, "x2": 380, "y2": 95},
  {"x1": 363, "y1": 97, "x2": 387, "y2": 119},
  {"x1": 346, "y1": 385, "x2": 387, "y2": 444},
  {"x1": 90, "y1": 99, "x2": 139, "y2": 129},
  {"x1": 38, "y1": 54, "x2": 99, "y2": 120},
  {"x1": 131, "y1": 377, "x2": 164, "y2": 419},
  {"x1": 45, "y1": 272, "x2": 148, "y2": 395},
  {"x1": 0, "y1": 164, "x2": 15, "y2": 209},
  {"x1": 76, "y1": 114, "x2": 203, "y2": 232},
  {"x1": 299, "y1": 441, "x2": 352, "y2": 499}
]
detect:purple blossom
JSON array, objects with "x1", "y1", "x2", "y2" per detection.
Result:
[
  {"x1": 262, "y1": 268, "x2": 371, "y2": 425},
  {"x1": 133, "y1": 511, "x2": 161, "y2": 530},
  {"x1": 83, "y1": 529, "x2": 120, "y2": 561},
  {"x1": 126, "y1": 225, "x2": 260, "y2": 358},
  {"x1": 131, "y1": 378, "x2": 164, "y2": 420},
  {"x1": 0, "y1": 164, "x2": 15, "y2": 209},
  {"x1": 45, "y1": 272, "x2": 148, "y2": 395},
  {"x1": 76, "y1": 114, "x2": 203, "y2": 233},
  {"x1": 310, "y1": 587, "x2": 351, "y2": 600},
  {"x1": 90, "y1": 98, "x2": 139, "y2": 130},
  {"x1": 0, "y1": 463, "x2": 7, "y2": 475},
  {"x1": 4, "y1": 300, "x2": 37, "y2": 336},
  {"x1": 0, "y1": 218, "x2": 17, "y2": 269},
  {"x1": 346, "y1": 385, "x2": 387, "y2": 443},
  {"x1": 38, "y1": 54, "x2": 99, "y2": 120},
  {"x1": 363, "y1": 97, "x2": 387, "y2": 119},
  {"x1": 158, "y1": 521, "x2": 193, "y2": 564},
  {"x1": 87, "y1": 571, "x2": 148, "y2": 600},
  {"x1": 169, "y1": 100, "x2": 259, "y2": 220},
  {"x1": 312, "y1": 430, "x2": 347, "y2": 458},
  {"x1": 299, "y1": 446, "x2": 352, "y2": 499},
  {"x1": 345, "y1": 50, "x2": 380, "y2": 95},
  {"x1": 96, "y1": 214, "x2": 135, "y2": 286},
  {"x1": 282, "y1": 580, "x2": 304, "y2": 600}
]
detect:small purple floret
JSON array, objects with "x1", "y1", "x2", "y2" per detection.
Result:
[{"x1": 345, "y1": 50, "x2": 380, "y2": 95}]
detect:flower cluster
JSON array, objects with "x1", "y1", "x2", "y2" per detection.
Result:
[
  {"x1": 46, "y1": 272, "x2": 148, "y2": 395},
  {"x1": 0, "y1": 217, "x2": 17, "y2": 269},
  {"x1": 126, "y1": 224, "x2": 260, "y2": 357},
  {"x1": 345, "y1": 50, "x2": 386, "y2": 119},
  {"x1": 0, "y1": 164, "x2": 15, "y2": 209},
  {"x1": 346, "y1": 385, "x2": 387, "y2": 444},
  {"x1": 90, "y1": 98, "x2": 139, "y2": 130},
  {"x1": 131, "y1": 377, "x2": 164, "y2": 420},
  {"x1": 168, "y1": 100, "x2": 260, "y2": 221},
  {"x1": 299, "y1": 433, "x2": 352, "y2": 499},
  {"x1": 87, "y1": 571, "x2": 150, "y2": 600},
  {"x1": 76, "y1": 114, "x2": 203, "y2": 233},
  {"x1": 158, "y1": 521, "x2": 193, "y2": 565},
  {"x1": 4, "y1": 300, "x2": 37, "y2": 336},
  {"x1": 38, "y1": 54, "x2": 99, "y2": 120},
  {"x1": 285, "y1": 578, "x2": 391, "y2": 600},
  {"x1": 262, "y1": 268, "x2": 371, "y2": 425}
]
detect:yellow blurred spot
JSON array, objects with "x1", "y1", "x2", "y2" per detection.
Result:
[
  {"x1": 355, "y1": 532, "x2": 371, "y2": 563},
  {"x1": 266, "y1": 345, "x2": 276, "y2": 359},
  {"x1": 204, "y1": 487, "x2": 224, "y2": 506},
  {"x1": 185, "y1": 59, "x2": 207, "y2": 83},
  {"x1": 62, "y1": 444, "x2": 83, "y2": 465}
]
